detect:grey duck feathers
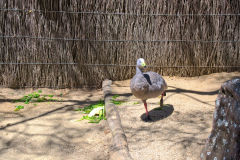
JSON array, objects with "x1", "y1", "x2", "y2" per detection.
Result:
[{"x1": 130, "y1": 60, "x2": 167, "y2": 101}]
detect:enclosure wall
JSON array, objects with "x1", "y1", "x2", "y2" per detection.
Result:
[{"x1": 0, "y1": 0, "x2": 240, "y2": 88}]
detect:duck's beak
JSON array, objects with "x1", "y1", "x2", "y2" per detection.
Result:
[{"x1": 142, "y1": 62, "x2": 146, "y2": 68}]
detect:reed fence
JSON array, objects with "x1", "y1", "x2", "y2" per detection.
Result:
[{"x1": 0, "y1": 0, "x2": 240, "y2": 88}]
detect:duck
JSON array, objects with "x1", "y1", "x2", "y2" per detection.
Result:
[{"x1": 130, "y1": 58, "x2": 167, "y2": 121}]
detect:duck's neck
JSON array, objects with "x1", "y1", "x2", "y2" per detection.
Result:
[{"x1": 136, "y1": 66, "x2": 143, "y2": 75}]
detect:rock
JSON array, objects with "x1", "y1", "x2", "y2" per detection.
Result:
[{"x1": 201, "y1": 78, "x2": 240, "y2": 160}]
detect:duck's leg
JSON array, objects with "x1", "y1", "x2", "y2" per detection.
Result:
[
  {"x1": 143, "y1": 100, "x2": 151, "y2": 120},
  {"x1": 160, "y1": 92, "x2": 166, "y2": 107},
  {"x1": 143, "y1": 100, "x2": 149, "y2": 116}
]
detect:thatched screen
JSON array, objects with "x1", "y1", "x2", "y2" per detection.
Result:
[{"x1": 0, "y1": 0, "x2": 240, "y2": 88}]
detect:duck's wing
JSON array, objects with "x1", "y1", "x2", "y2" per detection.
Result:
[
  {"x1": 130, "y1": 74, "x2": 149, "y2": 99},
  {"x1": 144, "y1": 71, "x2": 167, "y2": 92}
]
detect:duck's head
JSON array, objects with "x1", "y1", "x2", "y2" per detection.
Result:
[{"x1": 136, "y1": 58, "x2": 146, "y2": 69}]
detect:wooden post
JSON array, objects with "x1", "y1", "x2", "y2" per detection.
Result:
[{"x1": 102, "y1": 79, "x2": 133, "y2": 160}]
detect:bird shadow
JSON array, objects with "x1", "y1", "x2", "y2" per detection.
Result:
[{"x1": 140, "y1": 104, "x2": 174, "y2": 122}]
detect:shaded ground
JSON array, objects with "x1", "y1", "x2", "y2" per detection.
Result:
[
  {"x1": 112, "y1": 72, "x2": 239, "y2": 160},
  {"x1": 0, "y1": 89, "x2": 111, "y2": 160},
  {"x1": 0, "y1": 72, "x2": 239, "y2": 160}
]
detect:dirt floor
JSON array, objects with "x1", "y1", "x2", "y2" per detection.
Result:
[
  {"x1": 0, "y1": 72, "x2": 239, "y2": 160},
  {"x1": 0, "y1": 88, "x2": 111, "y2": 160},
  {"x1": 111, "y1": 72, "x2": 239, "y2": 160}
]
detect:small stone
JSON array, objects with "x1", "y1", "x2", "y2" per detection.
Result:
[
  {"x1": 216, "y1": 99, "x2": 220, "y2": 107},
  {"x1": 234, "y1": 123, "x2": 237, "y2": 128},
  {"x1": 212, "y1": 137, "x2": 216, "y2": 145},
  {"x1": 224, "y1": 121, "x2": 228, "y2": 127},
  {"x1": 221, "y1": 109, "x2": 225, "y2": 116},
  {"x1": 222, "y1": 139, "x2": 228, "y2": 145},
  {"x1": 217, "y1": 119, "x2": 223, "y2": 127},
  {"x1": 213, "y1": 111, "x2": 217, "y2": 119}
]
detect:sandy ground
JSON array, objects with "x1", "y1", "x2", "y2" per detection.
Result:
[
  {"x1": 0, "y1": 72, "x2": 239, "y2": 160},
  {"x1": 0, "y1": 88, "x2": 111, "y2": 160},
  {"x1": 111, "y1": 72, "x2": 239, "y2": 160}
]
